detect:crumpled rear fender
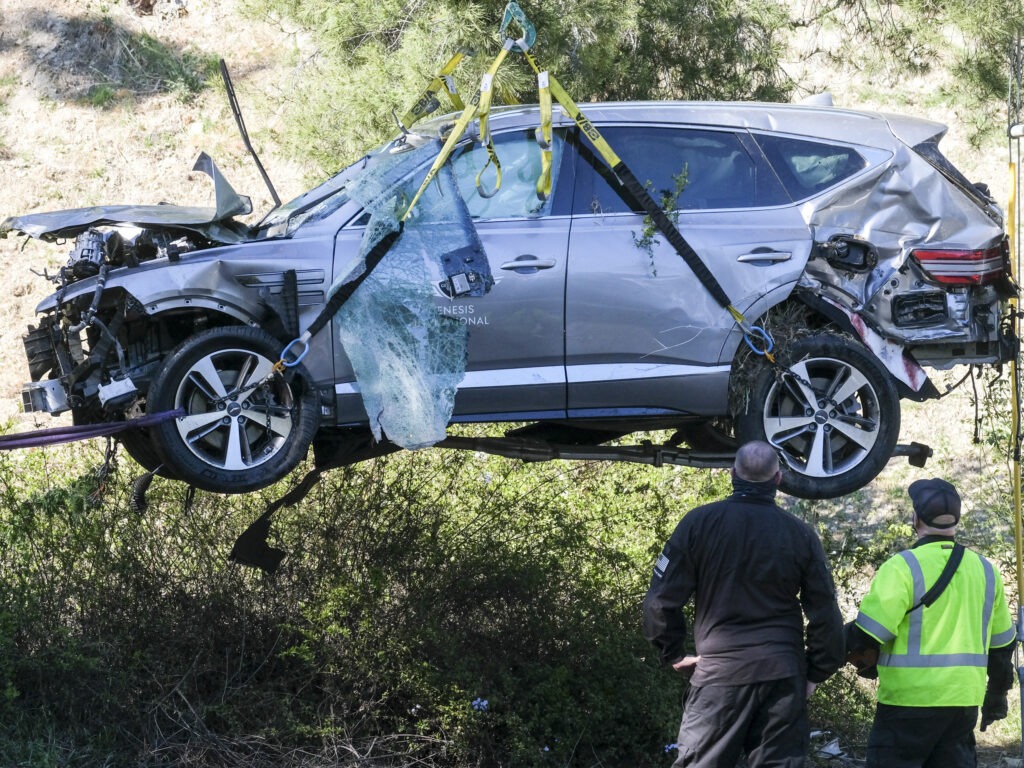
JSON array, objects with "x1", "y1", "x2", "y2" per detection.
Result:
[
  {"x1": 799, "y1": 143, "x2": 1005, "y2": 346},
  {"x1": 814, "y1": 294, "x2": 929, "y2": 392}
]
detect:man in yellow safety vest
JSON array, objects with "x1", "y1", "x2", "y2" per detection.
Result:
[{"x1": 846, "y1": 478, "x2": 1016, "y2": 768}]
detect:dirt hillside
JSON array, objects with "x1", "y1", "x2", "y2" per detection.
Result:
[{"x1": 0, "y1": 0, "x2": 308, "y2": 422}]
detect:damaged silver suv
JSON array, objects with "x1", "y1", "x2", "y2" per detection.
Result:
[{"x1": 3, "y1": 100, "x2": 1014, "y2": 499}]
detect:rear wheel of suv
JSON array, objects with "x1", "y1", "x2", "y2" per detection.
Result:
[
  {"x1": 148, "y1": 326, "x2": 320, "y2": 493},
  {"x1": 735, "y1": 333, "x2": 900, "y2": 499}
]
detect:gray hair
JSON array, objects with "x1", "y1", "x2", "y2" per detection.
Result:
[{"x1": 734, "y1": 440, "x2": 780, "y2": 482}]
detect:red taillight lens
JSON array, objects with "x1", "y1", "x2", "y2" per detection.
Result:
[{"x1": 911, "y1": 239, "x2": 1009, "y2": 286}]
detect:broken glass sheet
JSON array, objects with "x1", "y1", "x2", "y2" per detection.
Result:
[{"x1": 335, "y1": 139, "x2": 493, "y2": 449}]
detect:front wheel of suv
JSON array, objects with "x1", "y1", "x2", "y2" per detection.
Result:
[
  {"x1": 735, "y1": 333, "x2": 900, "y2": 499},
  {"x1": 148, "y1": 326, "x2": 320, "y2": 493}
]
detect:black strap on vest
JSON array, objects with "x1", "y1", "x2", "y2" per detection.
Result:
[{"x1": 906, "y1": 543, "x2": 966, "y2": 614}]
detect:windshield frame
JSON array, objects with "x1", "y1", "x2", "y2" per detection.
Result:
[{"x1": 255, "y1": 132, "x2": 441, "y2": 236}]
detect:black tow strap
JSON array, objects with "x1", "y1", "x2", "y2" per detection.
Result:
[
  {"x1": 302, "y1": 224, "x2": 404, "y2": 342},
  {"x1": 906, "y1": 543, "x2": 966, "y2": 613},
  {"x1": 228, "y1": 467, "x2": 328, "y2": 573},
  {"x1": 610, "y1": 161, "x2": 733, "y2": 309}
]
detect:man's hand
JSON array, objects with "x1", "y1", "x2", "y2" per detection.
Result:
[
  {"x1": 844, "y1": 621, "x2": 879, "y2": 679},
  {"x1": 806, "y1": 681, "x2": 817, "y2": 699},
  {"x1": 672, "y1": 655, "x2": 701, "y2": 679},
  {"x1": 980, "y1": 689, "x2": 1008, "y2": 732}
]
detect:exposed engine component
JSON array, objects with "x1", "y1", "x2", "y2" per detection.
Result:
[
  {"x1": 57, "y1": 228, "x2": 199, "y2": 287},
  {"x1": 63, "y1": 229, "x2": 115, "y2": 281}
]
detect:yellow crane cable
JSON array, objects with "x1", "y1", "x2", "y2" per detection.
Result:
[
  {"x1": 399, "y1": 51, "x2": 470, "y2": 130},
  {"x1": 1010, "y1": 154, "x2": 1024, "y2": 623}
]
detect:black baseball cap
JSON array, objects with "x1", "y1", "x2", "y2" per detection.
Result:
[{"x1": 908, "y1": 478, "x2": 961, "y2": 529}]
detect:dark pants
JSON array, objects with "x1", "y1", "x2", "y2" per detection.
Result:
[
  {"x1": 672, "y1": 676, "x2": 808, "y2": 768},
  {"x1": 866, "y1": 703, "x2": 978, "y2": 768}
]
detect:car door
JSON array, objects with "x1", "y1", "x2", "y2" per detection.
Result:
[
  {"x1": 564, "y1": 124, "x2": 811, "y2": 418},
  {"x1": 331, "y1": 128, "x2": 574, "y2": 424},
  {"x1": 446, "y1": 128, "x2": 574, "y2": 420}
]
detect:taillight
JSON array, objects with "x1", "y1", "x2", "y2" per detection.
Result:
[{"x1": 911, "y1": 239, "x2": 1009, "y2": 286}]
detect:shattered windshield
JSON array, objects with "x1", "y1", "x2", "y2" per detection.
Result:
[
  {"x1": 334, "y1": 138, "x2": 494, "y2": 449},
  {"x1": 258, "y1": 134, "x2": 437, "y2": 236}
]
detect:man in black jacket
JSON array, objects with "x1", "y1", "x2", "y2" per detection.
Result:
[{"x1": 643, "y1": 440, "x2": 845, "y2": 767}]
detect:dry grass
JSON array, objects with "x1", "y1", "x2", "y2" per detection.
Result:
[{"x1": 0, "y1": 0, "x2": 308, "y2": 419}]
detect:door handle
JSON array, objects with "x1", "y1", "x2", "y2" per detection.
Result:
[
  {"x1": 737, "y1": 250, "x2": 792, "y2": 263},
  {"x1": 500, "y1": 255, "x2": 557, "y2": 272}
]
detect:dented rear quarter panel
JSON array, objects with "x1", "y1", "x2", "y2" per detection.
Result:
[{"x1": 801, "y1": 140, "x2": 1005, "y2": 347}]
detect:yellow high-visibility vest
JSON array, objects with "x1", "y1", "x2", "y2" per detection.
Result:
[{"x1": 856, "y1": 540, "x2": 1016, "y2": 707}]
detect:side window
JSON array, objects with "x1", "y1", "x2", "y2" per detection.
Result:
[
  {"x1": 574, "y1": 126, "x2": 789, "y2": 215},
  {"x1": 754, "y1": 134, "x2": 867, "y2": 199},
  {"x1": 450, "y1": 129, "x2": 564, "y2": 219}
]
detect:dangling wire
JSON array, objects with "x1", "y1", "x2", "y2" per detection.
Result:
[
  {"x1": 183, "y1": 485, "x2": 196, "y2": 517},
  {"x1": 741, "y1": 325, "x2": 776, "y2": 364},
  {"x1": 89, "y1": 436, "x2": 119, "y2": 506},
  {"x1": 971, "y1": 366, "x2": 982, "y2": 444}
]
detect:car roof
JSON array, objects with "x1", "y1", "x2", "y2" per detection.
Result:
[{"x1": 454, "y1": 100, "x2": 947, "y2": 149}]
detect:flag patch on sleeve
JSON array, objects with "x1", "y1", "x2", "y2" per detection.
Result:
[{"x1": 654, "y1": 553, "x2": 670, "y2": 578}]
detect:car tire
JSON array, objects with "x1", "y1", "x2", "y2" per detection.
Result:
[
  {"x1": 147, "y1": 326, "x2": 320, "y2": 493},
  {"x1": 735, "y1": 332, "x2": 900, "y2": 499},
  {"x1": 119, "y1": 425, "x2": 174, "y2": 476}
]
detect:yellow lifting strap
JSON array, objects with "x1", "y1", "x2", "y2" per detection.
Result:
[
  {"x1": 473, "y1": 0, "x2": 536, "y2": 201},
  {"x1": 521, "y1": 49, "x2": 622, "y2": 168},
  {"x1": 401, "y1": 1, "x2": 532, "y2": 220},
  {"x1": 401, "y1": 45, "x2": 513, "y2": 221},
  {"x1": 474, "y1": 43, "x2": 516, "y2": 198},
  {"x1": 400, "y1": 51, "x2": 470, "y2": 130},
  {"x1": 535, "y1": 70, "x2": 553, "y2": 201}
]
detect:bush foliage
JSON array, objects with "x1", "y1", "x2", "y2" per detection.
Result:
[
  {"x1": 0, "y1": 440, "x2": 737, "y2": 767},
  {"x1": 241, "y1": 0, "x2": 793, "y2": 171},
  {"x1": 6, "y1": 431, "x2": 1008, "y2": 766}
]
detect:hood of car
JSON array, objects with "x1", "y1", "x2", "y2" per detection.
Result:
[{"x1": 0, "y1": 153, "x2": 254, "y2": 245}]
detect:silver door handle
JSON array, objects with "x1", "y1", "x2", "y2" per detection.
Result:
[
  {"x1": 737, "y1": 251, "x2": 792, "y2": 263},
  {"x1": 500, "y1": 256, "x2": 557, "y2": 271}
]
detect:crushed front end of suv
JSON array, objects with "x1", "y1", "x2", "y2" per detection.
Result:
[{"x1": 2, "y1": 100, "x2": 1015, "y2": 499}]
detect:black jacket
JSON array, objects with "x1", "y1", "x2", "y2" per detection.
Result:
[{"x1": 642, "y1": 490, "x2": 844, "y2": 686}]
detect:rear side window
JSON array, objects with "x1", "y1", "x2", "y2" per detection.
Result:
[
  {"x1": 573, "y1": 126, "x2": 790, "y2": 215},
  {"x1": 754, "y1": 135, "x2": 866, "y2": 200}
]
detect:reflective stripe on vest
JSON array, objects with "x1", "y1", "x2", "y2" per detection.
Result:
[
  {"x1": 993, "y1": 625, "x2": 1017, "y2": 646},
  {"x1": 874, "y1": 548, "x2": 995, "y2": 669}
]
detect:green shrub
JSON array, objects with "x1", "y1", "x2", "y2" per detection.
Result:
[
  {"x1": 0, "y1": 442, "x2": 721, "y2": 766},
  {"x1": 242, "y1": 0, "x2": 793, "y2": 170},
  {"x1": 7, "y1": 427, "x2": 1009, "y2": 766}
]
